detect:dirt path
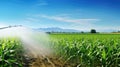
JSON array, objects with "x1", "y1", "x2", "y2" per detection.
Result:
[
  {"x1": 23, "y1": 55, "x2": 72, "y2": 67},
  {"x1": 23, "y1": 53, "x2": 78, "y2": 67},
  {"x1": 22, "y1": 46, "x2": 79, "y2": 67},
  {"x1": 30, "y1": 57, "x2": 62, "y2": 67}
]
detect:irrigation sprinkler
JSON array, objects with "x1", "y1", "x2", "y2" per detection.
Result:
[{"x1": 0, "y1": 25, "x2": 22, "y2": 30}]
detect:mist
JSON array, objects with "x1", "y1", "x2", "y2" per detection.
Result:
[{"x1": 0, "y1": 26, "x2": 51, "y2": 57}]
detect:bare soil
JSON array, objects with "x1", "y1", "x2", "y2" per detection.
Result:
[
  {"x1": 23, "y1": 53, "x2": 76, "y2": 67},
  {"x1": 21, "y1": 44, "x2": 77, "y2": 67}
]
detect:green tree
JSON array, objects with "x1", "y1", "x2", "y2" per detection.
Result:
[{"x1": 90, "y1": 29, "x2": 96, "y2": 33}]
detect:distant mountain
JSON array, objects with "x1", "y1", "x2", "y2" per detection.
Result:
[{"x1": 36, "y1": 27, "x2": 80, "y2": 32}]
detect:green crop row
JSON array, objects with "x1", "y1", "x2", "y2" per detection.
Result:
[
  {"x1": 50, "y1": 34, "x2": 120, "y2": 67},
  {"x1": 0, "y1": 38, "x2": 24, "y2": 67}
]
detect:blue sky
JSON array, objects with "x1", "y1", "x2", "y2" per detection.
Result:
[{"x1": 0, "y1": 0, "x2": 120, "y2": 32}]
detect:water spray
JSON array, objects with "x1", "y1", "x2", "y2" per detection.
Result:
[{"x1": 0, "y1": 25, "x2": 51, "y2": 58}]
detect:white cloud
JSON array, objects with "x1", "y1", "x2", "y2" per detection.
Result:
[
  {"x1": 40, "y1": 15, "x2": 99, "y2": 25},
  {"x1": 27, "y1": 14, "x2": 120, "y2": 32}
]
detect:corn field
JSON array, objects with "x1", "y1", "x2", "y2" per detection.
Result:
[
  {"x1": 0, "y1": 34, "x2": 120, "y2": 67},
  {"x1": 50, "y1": 34, "x2": 120, "y2": 67}
]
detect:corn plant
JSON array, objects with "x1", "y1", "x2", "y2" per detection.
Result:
[{"x1": 0, "y1": 38, "x2": 24, "y2": 67}]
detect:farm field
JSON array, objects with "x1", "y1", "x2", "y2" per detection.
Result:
[
  {"x1": 0, "y1": 0, "x2": 120, "y2": 67},
  {"x1": 50, "y1": 33, "x2": 120, "y2": 67},
  {"x1": 0, "y1": 33, "x2": 120, "y2": 67}
]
